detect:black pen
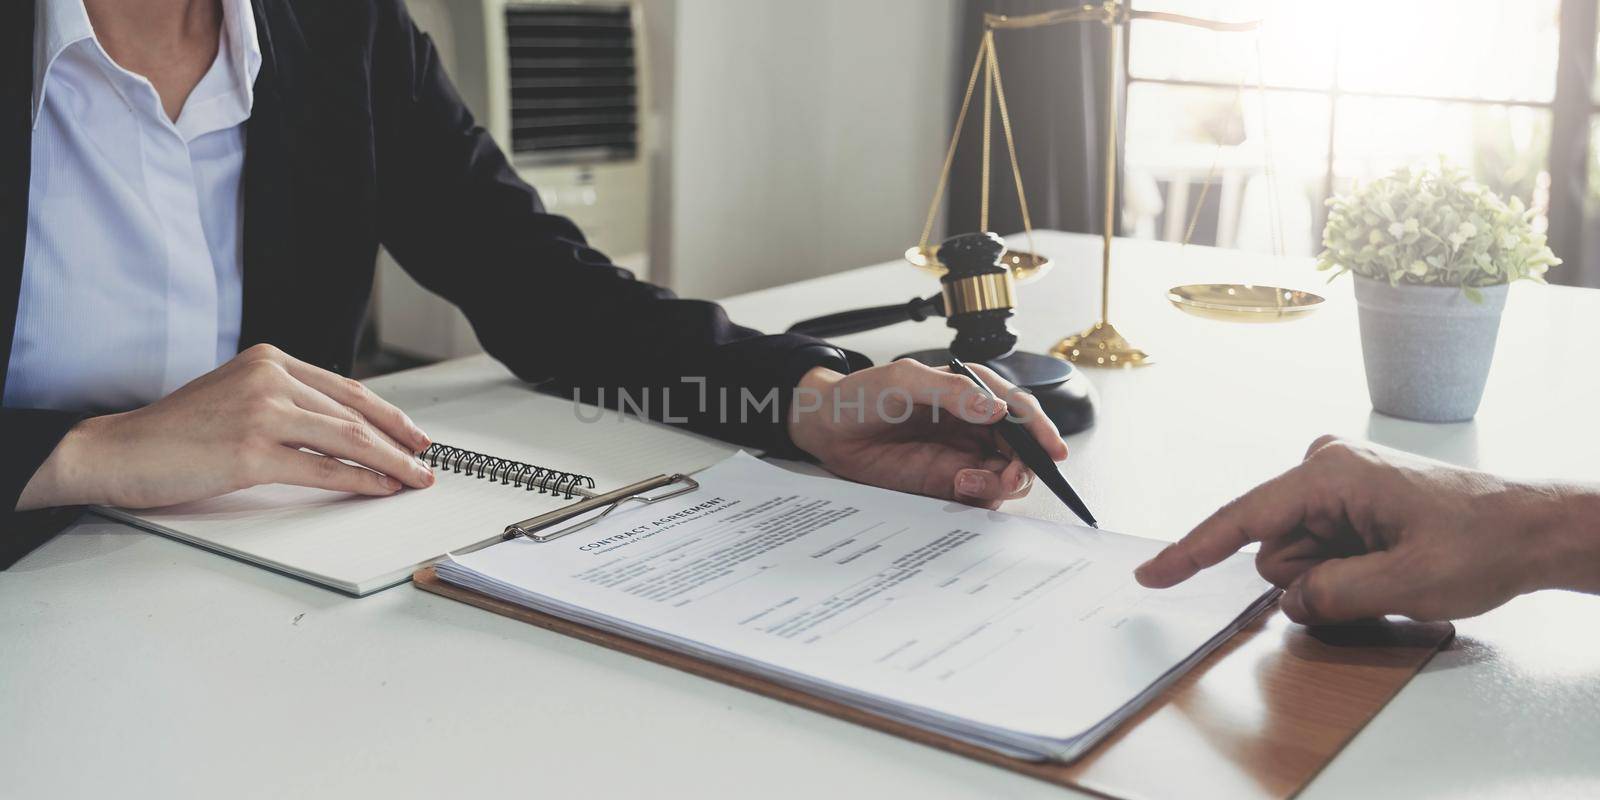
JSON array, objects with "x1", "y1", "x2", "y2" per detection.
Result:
[{"x1": 947, "y1": 358, "x2": 1099, "y2": 529}]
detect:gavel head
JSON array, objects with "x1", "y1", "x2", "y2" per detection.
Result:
[{"x1": 938, "y1": 232, "x2": 1019, "y2": 362}]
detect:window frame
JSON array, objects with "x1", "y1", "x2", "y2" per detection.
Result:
[{"x1": 1121, "y1": 0, "x2": 1599, "y2": 284}]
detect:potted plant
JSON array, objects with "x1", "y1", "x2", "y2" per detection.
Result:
[{"x1": 1317, "y1": 162, "x2": 1559, "y2": 422}]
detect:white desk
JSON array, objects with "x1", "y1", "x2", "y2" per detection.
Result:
[{"x1": 4, "y1": 231, "x2": 1598, "y2": 799}]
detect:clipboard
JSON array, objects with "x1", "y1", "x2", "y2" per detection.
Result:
[
  {"x1": 415, "y1": 564, "x2": 1453, "y2": 799},
  {"x1": 448, "y1": 472, "x2": 701, "y2": 556}
]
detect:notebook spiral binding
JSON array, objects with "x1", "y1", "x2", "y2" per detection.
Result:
[{"x1": 420, "y1": 443, "x2": 596, "y2": 499}]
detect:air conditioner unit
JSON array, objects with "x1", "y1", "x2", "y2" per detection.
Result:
[{"x1": 376, "y1": 0, "x2": 652, "y2": 361}]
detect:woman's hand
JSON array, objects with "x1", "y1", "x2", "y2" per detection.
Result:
[
  {"x1": 1134, "y1": 435, "x2": 1600, "y2": 624},
  {"x1": 786, "y1": 359, "x2": 1068, "y2": 509},
  {"x1": 18, "y1": 344, "x2": 436, "y2": 510}
]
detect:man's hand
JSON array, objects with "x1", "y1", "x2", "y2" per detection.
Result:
[
  {"x1": 1134, "y1": 436, "x2": 1600, "y2": 624},
  {"x1": 787, "y1": 360, "x2": 1068, "y2": 509},
  {"x1": 18, "y1": 344, "x2": 436, "y2": 510}
]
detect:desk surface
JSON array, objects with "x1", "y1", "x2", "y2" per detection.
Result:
[{"x1": 4, "y1": 232, "x2": 1598, "y2": 799}]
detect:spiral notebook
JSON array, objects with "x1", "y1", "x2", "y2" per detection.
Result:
[{"x1": 96, "y1": 384, "x2": 740, "y2": 595}]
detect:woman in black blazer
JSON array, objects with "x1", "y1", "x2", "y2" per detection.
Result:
[{"x1": 0, "y1": 0, "x2": 1064, "y2": 566}]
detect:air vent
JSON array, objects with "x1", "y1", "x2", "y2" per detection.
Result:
[{"x1": 504, "y1": 3, "x2": 638, "y2": 164}]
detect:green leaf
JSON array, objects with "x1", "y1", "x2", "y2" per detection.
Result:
[{"x1": 1318, "y1": 159, "x2": 1557, "y2": 288}]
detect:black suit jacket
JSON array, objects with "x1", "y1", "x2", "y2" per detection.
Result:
[{"x1": 0, "y1": 0, "x2": 869, "y2": 566}]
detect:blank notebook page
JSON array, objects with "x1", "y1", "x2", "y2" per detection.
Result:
[{"x1": 109, "y1": 385, "x2": 740, "y2": 595}]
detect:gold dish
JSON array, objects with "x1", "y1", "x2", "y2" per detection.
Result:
[
  {"x1": 1167, "y1": 283, "x2": 1324, "y2": 322},
  {"x1": 905, "y1": 245, "x2": 1052, "y2": 284}
]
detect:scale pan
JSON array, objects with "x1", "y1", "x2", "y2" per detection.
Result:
[
  {"x1": 905, "y1": 244, "x2": 1052, "y2": 283},
  {"x1": 1167, "y1": 283, "x2": 1324, "y2": 322}
]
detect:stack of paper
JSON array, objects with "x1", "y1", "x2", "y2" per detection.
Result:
[{"x1": 437, "y1": 453, "x2": 1277, "y2": 762}]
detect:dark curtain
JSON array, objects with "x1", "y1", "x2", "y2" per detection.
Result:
[{"x1": 947, "y1": 0, "x2": 1124, "y2": 241}]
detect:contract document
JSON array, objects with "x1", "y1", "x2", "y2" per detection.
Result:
[{"x1": 437, "y1": 452, "x2": 1277, "y2": 762}]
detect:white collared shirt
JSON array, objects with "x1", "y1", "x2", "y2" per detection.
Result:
[{"x1": 6, "y1": 0, "x2": 262, "y2": 412}]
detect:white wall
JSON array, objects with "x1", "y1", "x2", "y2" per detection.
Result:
[
  {"x1": 659, "y1": 0, "x2": 959, "y2": 299},
  {"x1": 381, "y1": 0, "x2": 960, "y2": 360}
]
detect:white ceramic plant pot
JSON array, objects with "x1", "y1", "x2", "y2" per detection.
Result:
[{"x1": 1353, "y1": 275, "x2": 1508, "y2": 423}]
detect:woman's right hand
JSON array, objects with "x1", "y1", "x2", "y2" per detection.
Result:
[{"x1": 17, "y1": 344, "x2": 436, "y2": 511}]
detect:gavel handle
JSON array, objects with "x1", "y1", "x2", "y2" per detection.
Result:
[{"x1": 786, "y1": 294, "x2": 945, "y2": 338}]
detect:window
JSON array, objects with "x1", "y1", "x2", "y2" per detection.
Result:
[{"x1": 1122, "y1": 0, "x2": 1584, "y2": 282}]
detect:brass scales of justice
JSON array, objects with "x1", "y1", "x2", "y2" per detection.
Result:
[{"x1": 909, "y1": 0, "x2": 1324, "y2": 368}]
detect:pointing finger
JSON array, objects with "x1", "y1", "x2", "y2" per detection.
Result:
[{"x1": 1135, "y1": 461, "x2": 1324, "y2": 588}]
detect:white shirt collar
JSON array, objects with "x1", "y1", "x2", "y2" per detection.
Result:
[
  {"x1": 221, "y1": 0, "x2": 263, "y2": 118},
  {"x1": 31, "y1": 0, "x2": 94, "y2": 127},
  {"x1": 31, "y1": 0, "x2": 263, "y2": 130}
]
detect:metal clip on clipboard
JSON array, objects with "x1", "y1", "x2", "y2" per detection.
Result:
[
  {"x1": 445, "y1": 473, "x2": 701, "y2": 558},
  {"x1": 505, "y1": 473, "x2": 700, "y2": 543}
]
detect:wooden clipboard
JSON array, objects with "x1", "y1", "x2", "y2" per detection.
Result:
[{"x1": 414, "y1": 566, "x2": 1452, "y2": 799}]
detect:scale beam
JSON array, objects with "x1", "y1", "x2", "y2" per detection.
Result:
[{"x1": 983, "y1": 5, "x2": 1261, "y2": 33}]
